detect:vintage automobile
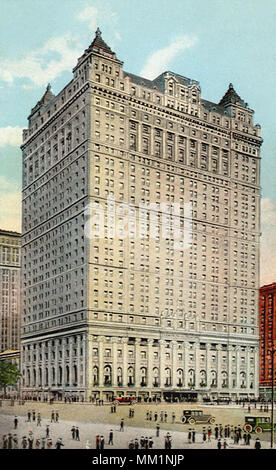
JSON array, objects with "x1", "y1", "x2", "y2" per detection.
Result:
[
  {"x1": 113, "y1": 397, "x2": 137, "y2": 405},
  {"x1": 181, "y1": 409, "x2": 215, "y2": 424},
  {"x1": 244, "y1": 416, "x2": 276, "y2": 433}
]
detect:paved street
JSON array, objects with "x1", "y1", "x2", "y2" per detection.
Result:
[{"x1": 0, "y1": 401, "x2": 273, "y2": 449}]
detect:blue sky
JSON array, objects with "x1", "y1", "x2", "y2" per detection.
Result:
[{"x1": 0, "y1": 0, "x2": 275, "y2": 284}]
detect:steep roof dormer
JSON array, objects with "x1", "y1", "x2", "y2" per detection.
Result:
[
  {"x1": 28, "y1": 83, "x2": 55, "y2": 119},
  {"x1": 219, "y1": 83, "x2": 247, "y2": 108},
  {"x1": 73, "y1": 28, "x2": 123, "y2": 73}
]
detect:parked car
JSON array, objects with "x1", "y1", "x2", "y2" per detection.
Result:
[
  {"x1": 181, "y1": 409, "x2": 215, "y2": 424},
  {"x1": 244, "y1": 416, "x2": 276, "y2": 433},
  {"x1": 113, "y1": 397, "x2": 137, "y2": 405}
]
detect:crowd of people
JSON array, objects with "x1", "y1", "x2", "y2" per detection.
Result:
[{"x1": 0, "y1": 403, "x2": 267, "y2": 450}]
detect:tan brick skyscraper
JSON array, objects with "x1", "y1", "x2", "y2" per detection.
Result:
[{"x1": 20, "y1": 29, "x2": 262, "y2": 402}]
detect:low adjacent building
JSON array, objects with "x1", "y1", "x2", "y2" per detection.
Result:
[{"x1": 259, "y1": 282, "x2": 276, "y2": 399}]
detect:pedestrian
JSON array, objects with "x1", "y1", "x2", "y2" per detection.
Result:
[
  {"x1": 223, "y1": 439, "x2": 228, "y2": 449},
  {"x1": 14, "y1": 416, "x2": 18, "y2": 429},
  {"x1": 160, "y1": 411, "x2": 164, "y2": 422},
  {"x1": 129, "y1": 407, "x2": 132, "y2": 418},
  {"x1": 164, "y1": 411, "x2": 168, "y2": 423},
  {"x1": 140, "y1": 436, "x2": 144, "y2": 448},
  {"x1": 154, "y1": 412, "x2": 158, "y2": 422},
  {"x1": 156, "y1": 424, "x2": 160, "y2": 437},
  {"x1": 85, "y1": 440, "x2": 91, "y2": 449},
  {"x1": 32, "y1": 410, "x2": 36, "y2": 422},
  {"x1": 165, "y1": 433, "x2": 171, "y2": 449},
  {"x1": 146, "y1": 410, "x2": 149, "y2": 420},
  {"x1": 75, "y1": 427, "x2": 80, "y2": 441},
  {"x1": 134, "y1": 438, "x2": 139, "y2": 449},
  {"x1": 149, "y1": 437, "x2": 153, "y2": 449},
  {"x1": 207, "y1": 427, "x2": 212, "y2": 442},
  {"x1": 46, "y1": 438, "x2": 53, "y2": 449},
  {"x1": 35, "y1": 439, "x2": 40, "y2": 449},
  {"x1": 8, "y1": 433, "x2": 13, "y2": 449},
  {"x1": 120, "y1": 418, "x2": 124, "y2": 431},
  {"x1": 41, "y1": 437, "x2": 46, "y2": 449},
  {"x1": 96, "y1": 435, "x2": 100, "y2": 449},
  {"x1": 2, "y1": 435, "x2": 7, "y2": 449},
  {"x1": 21, "y1": 436, "x2": 27, "y2": 449},
  {"x1": 28, "y1": 435, "x2": 34, "y2": 449},
  {"x1": 192, "y1": 429, "x2": 195, "y2": 443},
  {"x1": 128, "y1": 440, "x2": 134, "y2": 449},
  {"x1": 247, "y1": 433, "x2": 251, "y2": 446},
  {"x1": 144, "y1": 437, "x2": 149, "y2": 449},
  {"x1": 108, "y1": 430, "x2": 113, "y2": 445},
  {"x1": 100, "y1": 436, "x2": 104, "y2": 449},
  {"x1": 55, "y1": 438, "x2": 64, "y2": 449},
  {"x1": 71, "y1": 426, "x2": 76, "y2": 439},
  {"x1": 188, "y1": 428, "x2": 192, "y2": 444},
  {"x1": 215, "y1": 425, "x2": 219, "y2": 439},
  {"x1": 148, "y1": 410, "x2": 152, "y2": 421},
  {"x1": 13, "y1": 435, "x2": 18, "y2": 449},
  {"x1": 172, "y1": 412, "x2": 176, "y2": 423},
  {"x1": 51, "y1": 410, "x2": 55, "y2": 422},
  {"x1": 202, "y1": 427, "x2": 207, "y2": 442},
  {"x1": 255, "y1": 438, "x2": 261, "y2": 449},
  {"x1": 217, "y1": 438, "x2": 222, "y2": 450},
  {"x1": 37, "y1": 413, "x2": 41, "y2": 426},
  {"x1": 55, "y1": 411, "x2": 59, "y2": 423},
  {"x1": 27, "y1": 411, "x2": 31, "y2": 422}
]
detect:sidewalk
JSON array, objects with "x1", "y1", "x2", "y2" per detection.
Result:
[{"x1": 0, "y1": 412, "x2": 272, "y2": 450}]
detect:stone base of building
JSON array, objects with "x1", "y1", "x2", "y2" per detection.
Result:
[{"x1": 20, "y1": 387, "x2": 258, "y2": 403}]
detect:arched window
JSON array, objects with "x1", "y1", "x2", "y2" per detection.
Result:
[
  {"x1": 153, "y1": 367, "x2": 159, "y2": 387},
  {"x1": 58, "y1": 366, "x2": 63, "y2": 385},
  {"x1": 52, "y1": 367, "x2": 55, "y2": 386},
  {"x1": 221, "y1": 371, "x2": 228, "y2": 388},
  {"x1": 177, "y1": 368, "x2": 184, "y2": 386},
  {"x1": 73, "y1": 365, "x2": 78, "y2": 385},
  {"x1": 39, "y1": 368, "x2": 42, "y2": 387},
  {"x1": 117, "y1": 367, "x2": 122, "y2": 386},
  {"x1": 33, "y1": 368, "x2": 36, "y2": 387},
  {"x1": 128, "y1": 366, "x2": 134, "y2": 386},
  {"x1": 211, "y1": 370, "x2": 217, "y2": 387},
  {"x1": 93, "y1": 366, "x2": 99, "y2": 386},
  {"x1": 240, "y1": 371, "x2": 246, "y2": 388},
  {"x1": 200, "y1": 370, "x2": 207, "y2": 387},
  {"x1": 165, "y1": 367, "x2": 171, "y2": 386},
  {"x1": 188, "y1": 369, "x2": 195, "y2": 387},
  {"x1": 104, "y1": 365, "x2": 112, "y2": 385},
  {"x1": 140, "y1": 367, "x2": 147, "y2": 386}
]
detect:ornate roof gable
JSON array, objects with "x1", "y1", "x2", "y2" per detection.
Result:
[{"x1": 219, "y1": 83, "x2": 247, "y2": 108}]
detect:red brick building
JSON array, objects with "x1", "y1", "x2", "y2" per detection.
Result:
[{"x1": 259, "y1": 283, "x2": 276, "y2": 398}]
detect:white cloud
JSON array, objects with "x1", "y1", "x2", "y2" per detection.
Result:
[
  {"x1": 0, "y1": 126, "x2": 23, "y2": 147},
  {"x1": 0, "y1": 176, "x2": 21, "y2": 232},
  {"x1": 260, "y1": 198, "x2": 276, "y2": 286},
  {"x1": 140, "y1": 35, "x2": 198, "y2": 80},
  {"x1": 77, "y1": 5, "x2": 98, "y2": 31},
  {"x1": 0, "y1": 34, "x2": 82, "y2": 87}
]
